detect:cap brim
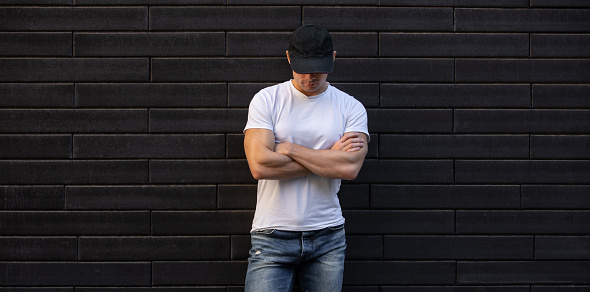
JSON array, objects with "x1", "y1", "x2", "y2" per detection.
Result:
[{"x1": 289, "y1": 56, "x2": 334, "y2": 74}]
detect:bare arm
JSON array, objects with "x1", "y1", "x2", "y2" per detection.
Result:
[
  {"x1": 244, "y1": 128, "x2": 311, "y2": 180},
  {"x1": 275, "y1": 132, "x2": 368, "y2": 180}
]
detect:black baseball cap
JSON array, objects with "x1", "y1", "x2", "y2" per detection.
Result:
[{"x1": 288, "y1": 24, "x2": 334, "y2": 74}]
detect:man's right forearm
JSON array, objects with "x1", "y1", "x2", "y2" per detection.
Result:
[{"x1": 249, "y1": 149, "x2": 312, "y2": 180}]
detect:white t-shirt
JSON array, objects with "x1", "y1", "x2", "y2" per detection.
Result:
[{"x1": 244, "y1": 80, "x2": 369, "y2": 232}]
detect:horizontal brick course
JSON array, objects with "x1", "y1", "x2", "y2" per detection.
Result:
[
  {"x1": 0, "y1": 58, "x2": 149, "y2": 82},
  {"x1": 356, "y1": 159, "x2": 454, "y2": 183},
  {"x1": 78, "y1": 236, "x2": 229, "y2": 261},
  {"x1": 455, "y1": 110, "x2": 590, "y2": 134},
  {"x1": 455, "y1": 59, "x2": 590, "y2": 83},
  {"x1": 150, "y1": 7, "x2": 300, "y2": 31},
  {"x1": 533, "y1": 84, "x2": 590, "y2": 108},
  {"x1": 149, "y1": 109, "x2": 247, "y2": 133},
  {"x1": 381, "y1": 84, "x2": 531, "y2": 108},
  {"x1": 0, "y1": 211, "x2": 150, "y2": 235},
  {"x1": 303, "y1": 7, "x2": 453, "y2": 31},
  {"x1": 380, "y1": 33, "x2": 528, "y2": 57},
  {"x1": 456, "y1": 160, "x2": 590, "y2": 184},
  {"x1": 66, "y1": 185, "x2": 217, "y2": 210},
  {"x1": 0, "y1": 186, "x2": 64, "y2": 210},
  {"x1": 153, "y1": 261, "x2": 248, "y2": 285},
  {"x1": 75, "y1": 33, "x2": 225, "y2": 57},
  {"x1": 381, "y1": 0, "x2": 528, "y2": 6},
  {"x1": 0, "y1": 109, "x2": 147, "y2": 133},
  {"x1": 531, "y1": 135, "x2": 590, "y2": 159},
  {"x1": 73, "y1": 134, "x2": 225, "y2": 159},
  {"x1": 150, "y1": 159, "x2": 254, "y2": 184},
  {"x1": 0, "y1": 160, "x2": 148, "y2": 184},
  {"x1": 152, "y1": 211, "x2": 254, "y2": 235},
  {"x1": 331, "y1": 59, "x2": 455, "y2": 82},
  {"x1": 371, "y1": 185, "x2": 520, "y2": 209},
  {"x1": 522, "y1": 185, "x2": 590, "y2": 209},
  {"x1": 0, "y1": 33, "x2": 71, "y2": 56},
  {"x1": 0, "y1": 7, "x2": 148, "y2": 31},
  {"x1": 343, "y1": 261, "x2": 455, "y2": 285},
  {"x1": 379, "y1": 134, "x2": 529, "y2": 159},
  {"x1": 0, "y1": 83, "x2": 73, "y2": 108},
  {"x1": 0, "y1": 237, "x2": 77, "y2": 260},
  {"x1": 384, "y1": 236, "x2": 533, "y2": 260},
  {"x1": 344, "y1": 210, "x2": 455, "y2": 234},
  {"x1": 457, "y1": 261, "x2": 590, "y2": 284},
  {"x1": 455, "y1": 9, "x2": 590, "y2": 32},
  {"x1": 0, "y1": 262, "x2": 151, "y2": 286},
  {"x1": 0, "y1": 134, "x2": 71, "y2": 159},
  {"x1": 368, "y1": 109, "x2": 453, "y2": 133},
  {"x1": 531, "y1": 34, "x2": 590, "y2": 57},
  {"x1": 535, "y1": 236, "x2": 590, "y2": 259},
  {"x1": 456, "y1": 211, "x2": 590, "y2": 234}
]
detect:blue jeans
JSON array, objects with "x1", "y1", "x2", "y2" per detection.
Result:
[{"x1": 244, "y1": 224, "x2": 346, "y2": 292}]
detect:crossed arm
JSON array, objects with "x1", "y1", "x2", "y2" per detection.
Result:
[{"x1": 244, "y1": 128, "x2": 368, "y2": 181}]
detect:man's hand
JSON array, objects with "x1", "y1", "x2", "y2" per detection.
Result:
[{"x1": 330, "y1": 132, "x2": 366, "y2": 152}]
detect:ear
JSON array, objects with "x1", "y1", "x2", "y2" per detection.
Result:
[
  {"x1": 286, "y1": 51, "x2": 291, "y2": 64},
  {"x1": 333, "y1": 51, "x2": 337, "y2": 61}
]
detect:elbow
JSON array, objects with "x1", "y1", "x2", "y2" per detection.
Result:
[
  {"x1": 339, "y1": 165, "x2": 361, "y2": 181},
  {"x1": 250, "y1": 166, "x2": 265, "y2": 180}
]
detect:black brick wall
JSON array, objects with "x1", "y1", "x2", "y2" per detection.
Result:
[{"x1": 0, "y1": 0, "x2": 589, "y2": 290}]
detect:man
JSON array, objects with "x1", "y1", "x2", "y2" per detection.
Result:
[{"x1": 243, "y1": 24, "x2": 369, "y2": 291}]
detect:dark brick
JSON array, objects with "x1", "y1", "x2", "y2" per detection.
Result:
[
  {"x1": 381, "y1": 84, "x2": 530, "y2": 108},
  {"x1": 346, "y1": 235, "x2": 383, "y2": 260},
  {"x1": 0, "y1": 58, "x2": 149, "y2": 82},
  {"x1": 0, "y1": 0, "x2": 71, "y2": 4},
  {"x1": 66, "y1": 185, "x2": 217, "y2": 210},
  {"x1": 531, "y1": 0, "x2": 590, "y2": 7},
  {"x1": 456, "y1": 160, "x2": 590, "y2": 184},
  {"x1": 381, "y1": 33, "x2": 528, "y2": 57},
  {"x1": 533, "y1": 85, "x2": 590, "y2": 108},
  {"x1": 366, "y1": 134, "x2": 378, "y2": 159},
  {"x1": 0, "y1": 186, "x2": 64, "y2": 210},
  {"x1": 304, "y1": 7, "x2": 453, "y2": 31},
  {"x1": 331, "y1": 83, "x2": 380, "y2": 108},
  {"x1": 0, "y1": 109, "x2": 147, "y2": 133},
  {"x1": 0, "y1": 7, "x2": 147, "y2": 31},
  {"x1": 532, "y1": 287, "x2": 590, "y2": 292},
  {"x1": 371, "y1": 185, "x2": 520, "y2": 209},
  {"x1": 381, "y1": 0, "x2": 528, "y2": 6},
  {"x1": 228, "y1": 0, "x2": 376, "y2": 4},
  {"x1": 153, "y1": 261, "x2": 248, "y2": 285},
  {"x1": 456, "y1": 211, "x2": 590, "y2": 234},
  {"x1": 218, "y1": 185, "x2": 257, "y2": 210},
  {"x1": 0, "y1": 135, "x2": 71, "y2": 159},
  {"x1": 331, "y1": 59, "x2": 454, "y2": 82},
  {"x1": 227, "y1": 32, "x2": 290, "y2": 57},
  {"x1": 456, "y1": 59, "x2": 590, "y2": 83},
  {"x1": 343, "y1": 287, "x2": 380, "y2": 292},
  {"x1": 151, "y1": 160, "x2": 255, "y2": 184},
  {"x1": 338, "y1": 184, "x2": 370, "y2": 209},
  {"x1": 356, "y1": 159, "x2": 454, "y2": 184},
  {"x1": 536, "y1": 236, "x2": 590, "y2": 260},
  {"x1": 384, "y1": 236, "x2": 533, "y2": 260},
  {"x1": 531, "y1": 135, "x2": 590, "y2": 159},
  {"x1": 455, "y1": 8, "x2": 590, "y2": 32},
  {"x1": 457, "y1": 261, "x2": 590, "y2": 284},
  {"x1": 0, "y1": 83, "x2": 73, "y2": 108},
  {"x1": 0, "y1": 262, "x2": 151, "y2": 286},
  {"x1": 77, "y1": 0, "x2": 222, "y2": 4},
  {"x1": 79, "y1": 236, "x2": 229, "y2": 261},
  {"x1": 75, "y1": 32, "x2": 224, "y2": 57},
  {"x1": 368, "y1": 109, "x2": 453, "y2": 133},
  {"x1": 228, "y1": 83, "x2": 275, "y2": 108},
  {"x1": 344, "y1": 210, "x2": 455, "y2": 235},
  {"x1": 0, "y1": 211, "x2": 150, "y2": 235},
  {"x1": 380, "y1": 134, "x2": 529, "y2": 159},
  {"x1": 522, "y1": 185, "x2": 590, "y2": 209},
  {"x1": 332, "y1": 33, "x2": 379, "y2": 57},
  {"x1": 0, "y1": 160, "x2": 148, "y2": 184},
  {"x1": 76, "y1": 83, "x2": 226, "y2": 108},
  {"x1": 76, "y1": 288, "x2": 225, "y2": 292},
  {"x1": 152, "y1": 211, "x2": 254, "y2": 235},
  {"x1": 227, "y1": 134, "x2": 246, "y2": 159},
  {"x1": 0, "y1": 33, "x2": 71, "y2": 56},
  {"x1": 382, "y1": 287, "x2": 529, "y2": 292},
  {"x1": 73, "y1": 134, "x2": 224, "y2": 159},
  {"x1": 231, "y1": 235, "x2": 250, "y2": 260},
  {"x1": 152, "y1": 58, "x2": 292, "y2": 82},
  {"x1": 343, "y1": 261, "x2": 455, "y2": 285},
  {"x1": 0, "y1": 237, "x2": 76, "y2": 260},
  {"x1": 149, "y1": 109, "x2": 247, "y2": 134},
  {"x1": 531, "y1": 34, "x2": 590, "y2": 57},
  {"x1": 455, "y1": 110, "x2": 590, "y2": 134},
  {"x1": 150, "y1": 7, "x2": 300, "y2": 31}
]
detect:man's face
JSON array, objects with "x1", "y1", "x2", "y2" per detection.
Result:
[
  {"x1": 286, "y1": 51, "x2": 336, "y2": 97},
  {"x1": 291, "y1": 71, "x2": 329, "y2": 97}
]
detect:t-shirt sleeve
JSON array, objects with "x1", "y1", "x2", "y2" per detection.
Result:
[
  {"x1": 244, "y1": 91, "x2": 274, "y2": 133},
  {"x1": 345, "y1": 99, "x2": 370, "y2": 142}
]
